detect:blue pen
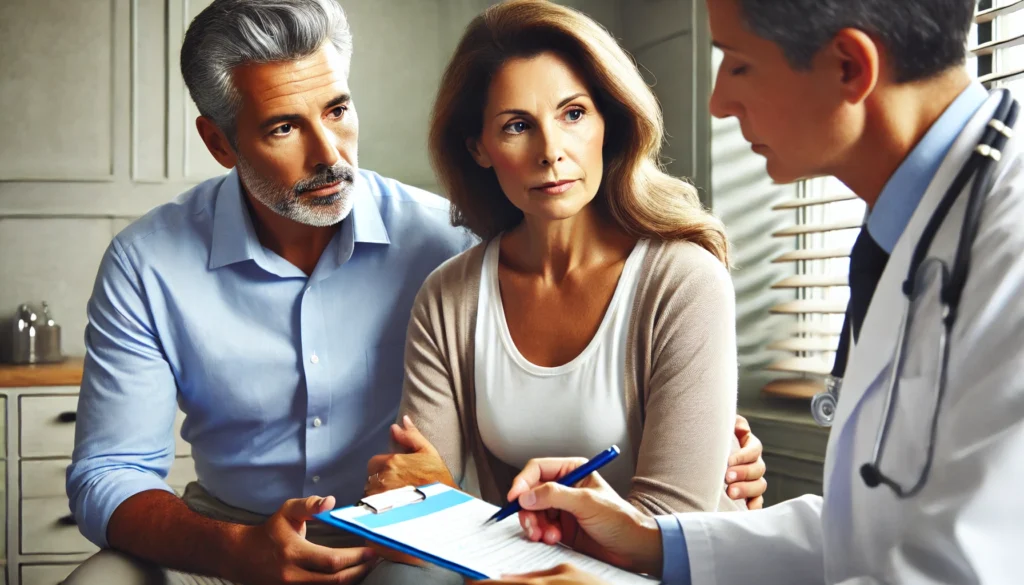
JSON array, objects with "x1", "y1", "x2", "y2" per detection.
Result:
[{"x1": 485, "y1": 445, "x2": 620, "y2": 524}]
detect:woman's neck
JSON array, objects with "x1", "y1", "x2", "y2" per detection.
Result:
[{"x1": 502, "y1": 204, "x2": 637, "y2": 282}]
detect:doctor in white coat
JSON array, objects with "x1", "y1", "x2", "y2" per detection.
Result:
[{"x1": 478, "y1": 0, "x2": 1024, "y2": 583}]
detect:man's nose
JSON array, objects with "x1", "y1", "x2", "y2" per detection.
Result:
[{"x1": 309, "y1": 123, "x2": 342, "y2": 168}]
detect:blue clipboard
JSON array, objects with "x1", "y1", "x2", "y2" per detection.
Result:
[{"x1": 314, "y1": 484, "x2": 489, "y2": 580}]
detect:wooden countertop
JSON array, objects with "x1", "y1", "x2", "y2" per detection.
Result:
[{"x1": 0, "y1": 357, "x2": 84, "y2": 388}]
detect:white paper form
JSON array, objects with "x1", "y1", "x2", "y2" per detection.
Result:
[{"x1": 330, "y1": 484, "x2": 658, "y2": 583}]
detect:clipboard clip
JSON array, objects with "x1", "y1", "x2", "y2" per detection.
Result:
[{"x1": 358, "y1": 486, "x2": 427, "y2": 514}]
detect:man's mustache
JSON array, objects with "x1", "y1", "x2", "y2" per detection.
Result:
[{"x1": 294, "y1": 165, "x2": 355, "y2": 194}]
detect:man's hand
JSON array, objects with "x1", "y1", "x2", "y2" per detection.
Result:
[
  {"x1": 232, "y1": 495, "x2": 377, "y2": 585},
  {"x1": 504, "y1": 459, "x2": 662, "y2": 577},
  {"x1": 726, "y1": 415, "x2": 768, "y2": 509},
  {"x1": 478, "y1": 564, "x2": 612, "y2": 584},
  {"x1": 365, "y1": 416, "x2": 456, "y2": 496}
]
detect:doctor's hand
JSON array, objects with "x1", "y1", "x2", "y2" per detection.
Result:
[
  {"x1": 505, "y1": 458, "x2": 663, "y2": 577},
  {"x1": 365, "y1": 416, "x2": 456, "y2": 497},
  {"x1": 727, "y1": 414, "x2": 767, "y2": 509},
  {"x1": 477, "y1": 564, "x2": 612, "y2": 584}
]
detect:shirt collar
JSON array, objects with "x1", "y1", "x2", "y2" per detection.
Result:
[
  {"x1": 209, "y1": 168, "x2": 390, "y2": 272},
  {"x1": 866, "y1": 82, "x2": 990, "y2": 254},
  {"x1": 348, "y1": 171, "x2": 391, "y2": 246},
  {"x1": 210, "y1": 169, "x2": 261, "y2": 270}
]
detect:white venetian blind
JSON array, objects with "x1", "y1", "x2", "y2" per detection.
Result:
[
  {"x1": 761, "y1": 178, "x2": 862, "y2": 399},
  {"x1": 970, "y1": 0, "x2": 1024, "y2": 91},
  {"x1": 760, "y1": 1, "x2": 1023, "y2": 400}
]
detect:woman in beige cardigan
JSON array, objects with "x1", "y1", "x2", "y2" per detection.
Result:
[{"x1": 368, "y1": 0, "x2": 766, "y2": 530}]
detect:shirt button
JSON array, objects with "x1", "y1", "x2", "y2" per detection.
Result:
[
  {"x1": 313, "y1": 417, "x2": 322, "y2": 428},
  {"x1": 310, "y1": 353, "x2": 319, "y2": 364},
  {"x1": 312, "y1": 475, "x2": 320, "y2": 483}
]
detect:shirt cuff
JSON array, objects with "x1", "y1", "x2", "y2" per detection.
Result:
[
  {"x1": 69, "y1": 468, "x2": 176, "y2": 548},
  {"x1": 655, "y1": 515, "x2": 691, "y2": 585}
]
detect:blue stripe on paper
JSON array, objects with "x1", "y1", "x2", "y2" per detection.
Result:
[{"x1": 353, "y1": 488, "x2": 473, "y2": 529}]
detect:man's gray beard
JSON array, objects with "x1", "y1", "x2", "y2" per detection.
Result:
[{"x1": 236, "y1": 155, "x2": 356, "y2": 228}]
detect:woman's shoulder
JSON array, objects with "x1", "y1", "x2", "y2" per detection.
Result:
[
  {"x1": 641, "y1": 238, "x2": 734, "y2": 299},
  {"x1": 415, "y1": 238, "x2": 490, "y2": 305}
]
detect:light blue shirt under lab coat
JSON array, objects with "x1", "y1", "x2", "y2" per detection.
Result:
[
  {"x1": 66, "y1": 168, "x2": 475, "y2": 548},
  {"x1": 657, "y1": 81, "x2": 990, "y2": 584}
]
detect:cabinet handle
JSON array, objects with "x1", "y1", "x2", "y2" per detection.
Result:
[
  {"x1": 57, "y1": 514, "x2": 77, "y2": 526},
  {"x1": 56, "y1": 411, "x2": 77, "y2": 423}
]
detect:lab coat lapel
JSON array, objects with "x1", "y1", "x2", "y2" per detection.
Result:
[{"x1": 826, "y1": 93, "x2": 1003, "y2": 441}]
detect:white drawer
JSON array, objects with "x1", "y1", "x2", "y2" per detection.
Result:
[
  {"x1": 21, "y1": 495, "x2": 98, "y2": 555},
  {"x1": 20, "y1": 396, "x2": 190, "y2": 457},
  {"x1": 21, "y1": 564, "x2": 77, "y2": 585},
  {"x1": 19, "y1": 395, "x2": 77, "y2": 458}
]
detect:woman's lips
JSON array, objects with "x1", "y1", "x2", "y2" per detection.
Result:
[{"x1": 532, "y1": 179, "x2": 577, "y2": 195}]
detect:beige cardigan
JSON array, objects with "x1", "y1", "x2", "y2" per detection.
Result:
[{"x1": 397, "y1": 238, "x2": 744, "y2": 515}]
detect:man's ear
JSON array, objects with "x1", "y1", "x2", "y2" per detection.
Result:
[
  {"x1": 196, "y1": 116, "x2": 238, "y2": 169},
  {"x1": 466, "y1": 137, "x2": 493, "y2": 169},
  {"x1": 829, "y1": 28, "x2": 879, "y2": 105}
]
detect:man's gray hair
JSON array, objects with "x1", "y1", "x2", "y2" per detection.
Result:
[{"x1": 180, "y1": 0, "x2": 353, "y2": 144}]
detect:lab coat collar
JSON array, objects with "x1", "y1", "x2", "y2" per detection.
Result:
[{"x1": 826, "y1": 91, "x2": 1006, "y2": 446}]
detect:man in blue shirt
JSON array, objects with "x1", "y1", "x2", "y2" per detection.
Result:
[
  {"x1": 65, "y1": 1, "x2": 474, "y2": 583},
  {"x1": 64, "y1": 1, "x2": 766, "y2": 584}
]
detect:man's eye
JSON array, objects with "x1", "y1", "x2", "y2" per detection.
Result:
[
  {"x1": 329, "y1": 106, "x2": 348, "y2": 118},
  {"x1": 272, "y1": 124, "x2": 293, "y2": 136},
  {"x1": 731, "y1": 65, "x2": 749, "y2": 76}
]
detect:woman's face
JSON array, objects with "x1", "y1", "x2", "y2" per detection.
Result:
[{"x1": 469, "y1": 51, "x2": 606, "y2": 223}]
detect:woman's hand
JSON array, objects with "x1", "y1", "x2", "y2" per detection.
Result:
[
  {"x1": 477, "y1": 564, "x2": 612, "y2": 584},
  {"x1": 364, "y1": 416, "x2": 457, "y2": 567},
  {"x1": 726, "y1": 415, "x2": 768, "y2": 509},
  {"x1": 504, "y1": 458, "x2": 663, "y2": 577},
  {"x1": 365, "y1": 416, "x2": 457, "y2": 496}
]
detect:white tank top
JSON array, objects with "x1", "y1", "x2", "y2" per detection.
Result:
[{"x1": 474, "y1": 236, "x2": 649, "y2": 497}]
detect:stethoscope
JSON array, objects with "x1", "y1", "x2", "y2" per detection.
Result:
[{"x1": 810, "y1": 88, "x2": 1019, "y2": 498}]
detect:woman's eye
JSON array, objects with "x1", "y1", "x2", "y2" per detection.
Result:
[
  {"x1": 565, "y1": 108, "x2": 584, "y2": 122},
  {"x1": 730, "y1": 65, "x2": 749, "y2": 76},
  {"x1": 272, "y1": 124, "x2": 293, "y2": 136},
  {"x1": 504, "y1": 121, "x2": 528, "y2": 135}
]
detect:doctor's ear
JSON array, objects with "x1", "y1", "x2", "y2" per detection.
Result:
[
  {"x1": 467, "y1": 138, "x2": 493, "y2": 169},
  {"x1": 828, "y1": 28, "x2": 880, "y2": 105}
]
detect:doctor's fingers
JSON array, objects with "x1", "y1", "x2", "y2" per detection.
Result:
[
  {"x1": 518, "y1": 510, "x2": 565, "y2": 545},
  {"x1": 507, "y1": 457, "x2": 591, "y2": 502}
]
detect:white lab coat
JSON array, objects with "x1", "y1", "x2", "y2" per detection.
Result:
[{"x1": 677, "y1": 91, "x2": 1024, "y2": 585}]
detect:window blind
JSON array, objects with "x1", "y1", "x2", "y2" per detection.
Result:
[{"x1": 760, "y1": 1, "x2": 1023, "y2": 401}]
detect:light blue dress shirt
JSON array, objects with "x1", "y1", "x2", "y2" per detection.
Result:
[
  {"x1": 867, "y1": 82, "x2": 989, "y2": 253},
  {"x1": 66, "y1": 168, "x2": 475, "y2": 548},
  {"x1": 656, "y1": 82, "x2": 991, "y2": 584}
]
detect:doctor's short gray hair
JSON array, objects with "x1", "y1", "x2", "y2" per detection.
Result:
[
  {"x1": 180, "y1": 0, "x2": 353, "y2": 145},
  {"x1": 736, "y1": 0, "x2": 975, "y2": 83}
]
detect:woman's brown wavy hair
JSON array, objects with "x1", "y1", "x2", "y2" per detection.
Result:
[{"x1": 429, "y1": 0, "x2": 729, "y2": 265}]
